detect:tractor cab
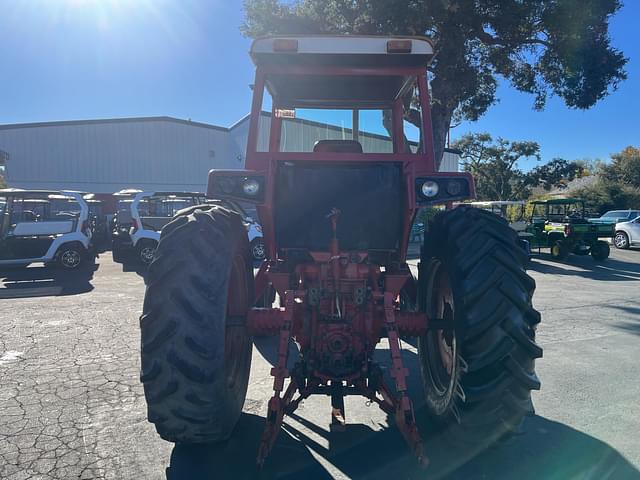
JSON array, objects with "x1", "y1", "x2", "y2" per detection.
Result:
[{"x1": 208, "y1": 36, "x2": 474, "y2": 262}]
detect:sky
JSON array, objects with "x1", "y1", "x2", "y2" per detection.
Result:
[{"x1": 0, "y1": 0, "x2": 638, "y2": 171}]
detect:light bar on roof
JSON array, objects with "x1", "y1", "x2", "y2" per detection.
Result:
[
  {"x1": 387, "y1": 40, "x2": 412, "y2": 53},
  {"x1": 273, "y1": 38, "x2": 298, "y2": 52}
]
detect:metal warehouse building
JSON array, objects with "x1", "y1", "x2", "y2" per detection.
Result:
[{"x1": 0, "y1": 114, "x2": 459, "y2": 205}]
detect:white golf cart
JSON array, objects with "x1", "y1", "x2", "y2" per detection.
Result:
[
  {"x1": 0, "y1": 189, "x2": 94, "y2": 270},
  {"x1": 110, "y1": 189, "x2": 142, "y2": 263},
  {"x1": 114, "y1": 191, "x2": 207, "y2": 265}
]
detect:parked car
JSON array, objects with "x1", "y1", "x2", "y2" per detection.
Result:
[
  {"x1": 589, "y1": 209, "x2": 640, "y2": 224},
  {"x1": 613, "y1": 216, "x2": 640, "y2": 249},
  {"x1": 0, "y1": 189, "x2": 94, "y2": 269},
  {"x1": 112, "y1": 191, "x2": 206, "y2": 265}
]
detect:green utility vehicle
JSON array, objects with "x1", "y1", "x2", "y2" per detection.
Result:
[{"x1": 527, "y1": 198, "x2": 613, "y2": 261}]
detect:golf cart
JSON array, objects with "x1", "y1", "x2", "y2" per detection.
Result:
[
  {"x1": 110, "y1": 189, "x2": 142, "y2": 263},
  {"x1": 113, "y1": 191, "x2": 206, "y2": 265},
  {"x1": 83, "y1": 195, "x2": 109, "y2": 250},
  {"x1": 0, "y1": 189, "x2": 94, "y2": 270},
  {"x1": 206, "y1": 198, "x2": 265, "y2": 261},
  {"x1": 527, "y1": 198, "x2": 613, "y2": 261}
]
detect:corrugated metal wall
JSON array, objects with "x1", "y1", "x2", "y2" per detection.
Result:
[
  {"x1": 0, "y1": 119, "x2": 239, "y2": 193},
  {"x1": 0, "y1": 115, "x2": 458, "y2": 195}
]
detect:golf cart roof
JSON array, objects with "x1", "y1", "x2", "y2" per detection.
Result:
[
  {"x1": 250, "y1": 36, "x2": 434, "y2": 108},
  {"x1": 531, "y1": 198, "x2": 584, "y2": 205},
  {"x1": 0, "y1": 189, "x2": 87, "y2": 198},
  {"x1": 114, "y1": 189, "x2": 143, "y2": 196},
  {"x1": 138, "y1": 191, "x2": 205, "y2": 197},
  {"x1": 468, "y1": 201, "x2": 525, "y2": 207}
]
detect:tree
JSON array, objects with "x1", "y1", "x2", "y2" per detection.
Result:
[
  {"x1": 526, "y1": 158, "x2": 585, "y2": 191},
  {"x1": 242, "y1": 0, "x2": 627, "y2": 169},
  {"x1": 601, "y1": 146, "x2": 640, "y2": 188},
  {"x1": 452, "y1": 133, "x2": 540, "y2": 200},
  {"x1": 574, "y1": 146, "x2": 640, "y2": 214}
]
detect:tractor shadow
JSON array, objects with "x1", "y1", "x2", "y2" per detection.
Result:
[
  {"x1": 274, "y1": 413, "x2": 640, "y2": 480},
  {"x1": 0, "y1": 264, "x2": 97, "y2": 299},
  {"x1": 166, "y1": 411, "x2": 330, "y2": 480},
  {"x1": 165, "y1": 407, "x2": 639, "y2": 480},
  {"x1": 528, "y1": 254, "x2": 640, "y2": 282},
  {"x1": 193, "y1": 337, "x2": 640, "y2": 479}
]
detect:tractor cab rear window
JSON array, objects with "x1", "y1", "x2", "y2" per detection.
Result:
[{"x1": 274, "y1": 109, "x2": 400, "y2": 154}]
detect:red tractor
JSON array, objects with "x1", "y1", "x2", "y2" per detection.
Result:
[{"x1": 140, "y1": 36, "x2": 542, "y2": 469}]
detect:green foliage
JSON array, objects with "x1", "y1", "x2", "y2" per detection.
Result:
[
  {"x1": 574, "y1": 180, "x2": 640, "y2": 215},
  {"x1": 572, "y1": 146, "x2": 640, "y2": 214},
  {"x1": 452, "y1": 132, "x2": 540, "y2": 200},
  {"x1": 526, "y1": 158, "x2": 585, "y2": 191},
  {"x1": 601, "y1": 146, "x2": 640, "y2": 188},
  {"x1": 242, "y1": 0, "x2": 627, "y2": 167}
]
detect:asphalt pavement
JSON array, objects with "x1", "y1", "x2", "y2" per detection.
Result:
[{"x1": 0, "y1": 248, "x2": 639, "y2": 479}]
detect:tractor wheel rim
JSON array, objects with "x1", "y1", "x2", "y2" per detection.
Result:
[
  {"x1": 140, "y1": 247, "x2": 155, "y2": 264},
  {"x1": 425, "y1": 260, "x2": 457, "y2": 395},
  {"x1": 61, "y1": 250, "x2": 81, "y2": 268},
  {"x1": 225, "y1": 253, "x2": 250, "y2": 390},
  {"x1": 552, "y1": 245, "x2": 560, "y2": 256},
  {"x1": 615, "y1": 234, "x2": 627, "y2": 248},
  {"x1": 252, "y1": 242, "x2": 265, "y2": 260}
]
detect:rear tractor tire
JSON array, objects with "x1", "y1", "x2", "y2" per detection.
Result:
[
  {"x1": 140, "y1": 205, "x2": 254, "y2": 443},
  {"x1": 590, "y1": 240, "x2": 610, "y2": 261},
  {"x1": 417, "y1": 206, "x2": 542, "y2": 448}
]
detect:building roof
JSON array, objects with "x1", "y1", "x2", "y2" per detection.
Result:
[
  {"x1": 0, "y1": 116, "x2": 229, "y2": 132},
  {"x1": 0, "y1": 113, "x2": 410, "y2": 145}
]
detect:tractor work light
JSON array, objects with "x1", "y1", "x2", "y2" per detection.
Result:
[
  {"x1": 242, "y1": 178, "x2": 261, "y2": 196},
  {"x1": 207, "y1": 170, "x2": 266, "y2": 203},
  {"x1": 421, "y1": 180, "x2": 439, "y2": 198},
  {"x1": 387, "y1": 40, "x2": 412, "y2": 53},
  {"x1": 273, "y1": 38, "x2": 298, "y2": 52},
  {"x1": 446, "y1": 179, "x2": 463, "y2": 196},
  {"x1": 415, "y1": 174, "x2": 474, "y2": 205}
]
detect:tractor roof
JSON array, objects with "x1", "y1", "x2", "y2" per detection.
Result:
[
  {"x1": 250, "y1": 36, "x2": 434, "y2": 108},
  {"x1": 531, "y1": 198, "x2": 584, "y2": 205}
]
